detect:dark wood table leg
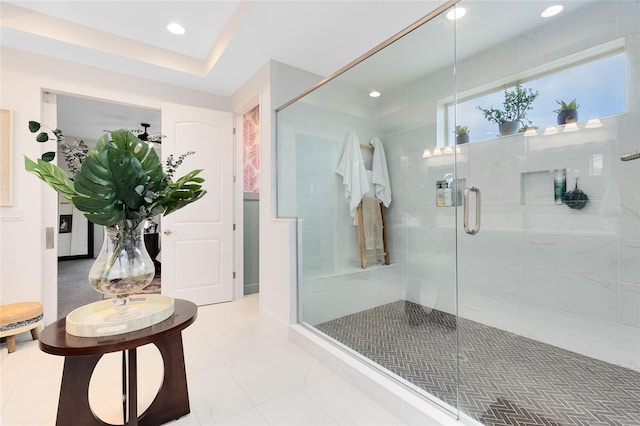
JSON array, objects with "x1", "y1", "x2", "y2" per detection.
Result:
[
  {"x1": 122, "y1": 351, "x2": 127, "y2": 425},
  {"x1": 128, "y1": 348, "x2": 138, "y2": 426},
  {"x1": 57, "y1": 354, "x2": 111, "y2": 426},
  {"x1": 139, "y1": 332, "x2": 190, "y2": 425}
]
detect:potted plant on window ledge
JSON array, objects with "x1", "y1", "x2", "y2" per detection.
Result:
[
  {"x1": 454, "y1": 125, "x2": 470, "y2": 144},
  {"x1": 477, "y1": 82, "x2": 539, "y2": 136},
  {"x1": 554, "y1": 99, "x2": 579, "y2": 125}
]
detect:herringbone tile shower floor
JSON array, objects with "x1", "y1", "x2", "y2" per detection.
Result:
[{"x1": 317, "y1": 301, "x2": 640, "y2": 426}]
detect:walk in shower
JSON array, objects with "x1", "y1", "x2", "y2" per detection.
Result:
[{"x1": 277, "y1": 1, "x2": 640, "y2": 425}]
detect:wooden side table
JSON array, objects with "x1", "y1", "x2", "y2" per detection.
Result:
[{"x1": 39, "y1": 299, "x2": 197, "y2": 426}]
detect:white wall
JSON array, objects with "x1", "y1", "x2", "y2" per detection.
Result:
[
  {"x1": 0, "y1": 46, "x2": 230, "y2": 324},
  {"x1": 232, "y1": 60, "x2": 323, "y2": 324}
]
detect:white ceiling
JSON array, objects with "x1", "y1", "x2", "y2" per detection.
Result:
[
  {"x1": 1, "y1": 0, "x2": 446, "y2": 140},
  {"x1": 1, "y1": 1, "x2": 444, "y2": 97},
  {"x1": 0, "y1": 1, "x2": 597, "y2": 141}
]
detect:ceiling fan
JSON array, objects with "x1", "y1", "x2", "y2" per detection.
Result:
[{"x1": 135, "y1": 123, "x2": 163, "y2": 144}]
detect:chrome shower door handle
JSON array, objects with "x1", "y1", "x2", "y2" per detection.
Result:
[{"x1": 463, "y1": 186, "x2": 481, "y2": 235}]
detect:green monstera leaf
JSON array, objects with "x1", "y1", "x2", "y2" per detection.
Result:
[
  {"x1": 26, "y1": 124, "x2": 207, "y2": 227},
  {"x1": 107, "y1": 129, "x2": 165, "y2": 193},
  {"x1": 73, "y1": 143, "x2": 148, "y2": 226}
]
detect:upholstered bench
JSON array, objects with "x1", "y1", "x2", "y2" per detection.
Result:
[{"x1": 0, "y1": 302, "x2": 43, "y2": 353}]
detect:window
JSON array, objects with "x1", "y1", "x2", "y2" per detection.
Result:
[{"x1": 447, "y1": 51, "x2": 626, "y2": 144}]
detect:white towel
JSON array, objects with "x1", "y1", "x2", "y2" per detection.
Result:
[
  {"x1": 336, "y1": 132, "x2": 370, "y2": 223},
  {"x1": 370, "y1": 137, "x2": 392, "y2": 207}
]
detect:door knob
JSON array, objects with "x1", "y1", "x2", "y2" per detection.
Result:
[{"x1": 163, "y1": 229, "x2": 172, "y2": 235}]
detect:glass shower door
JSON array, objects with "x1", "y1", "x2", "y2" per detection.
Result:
[
  {"x1": 454, "y1": 1, "x2": 640, "y2": 424},
  {"x1": 277, "y1": 4, "x2": 462, "y2": 417}
]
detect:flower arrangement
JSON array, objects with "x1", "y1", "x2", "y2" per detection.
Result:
[
  {"x1": 25, "y1": 121, "x2": 207, "y2": 304},
  {"x1": 25, "y1": 121, "x2": 206, "y2": 227}
]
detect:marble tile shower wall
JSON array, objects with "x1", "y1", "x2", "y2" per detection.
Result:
[
  {"x1": 300, "y1": 264, "x2": 404, "y2": 325},
  {"x1": 291, "y1": 112, "x2": 378, "y2": 278},
  {"x1": 295, "y1": 148, "x2": 409, "y2": 323},
  {"x1": 463, "y1": 117, "x2": 639, "y2": 372},
  {"x1": 381, "y1": 114, "x2": 640, "y2": 370},
  {"x1": 279, "y1": 91, "x2": 407, "y2": 324},
  {"x1": 380, "y1": 99, "x2": 640, "y2": 373}
]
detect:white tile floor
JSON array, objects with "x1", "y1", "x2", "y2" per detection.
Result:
[{"x1": 0, "y1": 294, "x2": 410, "y2": 426}]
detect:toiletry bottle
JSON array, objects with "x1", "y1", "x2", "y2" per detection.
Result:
[
  {"x1": 436, "y1": 182, "x2": 445, "y2": 207},
  {"x1": 444, "y1": 182, "x2": 452, "y2": 207},
  {"x1": 554, "y1": 170, "x2": 566, "y2": 205}
]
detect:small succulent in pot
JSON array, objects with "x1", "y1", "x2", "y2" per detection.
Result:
[
  {"x1": 554, "y1": 99, "x2": 579, "y2": 125},
  {"x1": 455, "y1": 125, "x2": 470, "y2": 135},
  {"x1": 455, "y1": 126, "x2": 470, "y2": 144}
]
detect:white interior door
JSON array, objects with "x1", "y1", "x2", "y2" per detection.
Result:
[{"x1": 161, "y1": 103, "x2": 234, "y2": 305}]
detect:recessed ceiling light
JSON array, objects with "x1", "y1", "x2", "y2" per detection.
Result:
[
  {"x1": 167, "y1": 23, "x2": 186, "y2": 35},
  {"x1": 369, "y1": 91, "x2": 381, "y2": 98},
  {"x1": 446, "y1": 7, "x2": 467, "y2": 21},
  {"x1": 541, "y1": 5, "x2": 563, "y2": 18}
]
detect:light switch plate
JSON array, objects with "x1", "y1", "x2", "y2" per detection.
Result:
[{"x1": 0, "y1": 208, "x2": 24, "y2": 221}]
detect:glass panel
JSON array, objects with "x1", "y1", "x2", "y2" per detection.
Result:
[
  {"x1": 455, "y1": 1, "x2": 640, "y2": 425},
  {"x1": 277, "y1": 8, "x2": 459, "y2": 415},
  {"x1": 277, "y1": 1, "x2": 640, "y2": 425}
]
